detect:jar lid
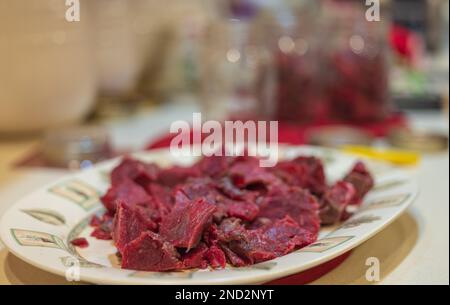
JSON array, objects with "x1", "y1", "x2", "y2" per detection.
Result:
[
  {"x1": 42, "y1": 125, "x2": 111, "y2": 168},
  {"x1": 387, "y1": 128, "x2": 449, "y2": 153},
  {"x1": 308, "y1": 126, "x2": 375, "y2": 148}
]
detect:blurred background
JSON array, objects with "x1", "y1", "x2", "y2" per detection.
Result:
[
  {"x1": 0, "y1": 0, "x2": 448, "y2": 169},
  {"x1": 1, "y1": 0, "x2": 448, "y2": 285}
]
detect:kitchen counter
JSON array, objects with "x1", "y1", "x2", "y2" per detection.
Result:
[{"x1": 0, "y1": 107, "x2": 448, "y2": 285}]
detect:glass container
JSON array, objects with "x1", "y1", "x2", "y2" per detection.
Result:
[
  {"x1": 320, "y1": 0, "x2": 391, "y2": 122},
  {"x1": 199, "y1": 0, "x2": 279, "y2": 121}
]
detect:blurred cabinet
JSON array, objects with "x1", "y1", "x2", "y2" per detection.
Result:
[{"x1": 0, "y1": 0, "x2": 97, "y2": 133}]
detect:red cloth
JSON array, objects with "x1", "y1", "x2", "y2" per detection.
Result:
[
  {"x1": 389, "y1": 25, "x2": 423, "y2": 65},
  {"x1": 146, "y1": 113, "x2": 407, "y2": 150}
]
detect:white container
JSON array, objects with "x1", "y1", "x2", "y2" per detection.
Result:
[
  {"x1": 0, "y1": 0, "x2": 97, "y2": 133},
  {"x1": 89, "y1": 0, "x2": 140, "y2": 95}
]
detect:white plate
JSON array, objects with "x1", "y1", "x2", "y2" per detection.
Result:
[{"x1": 0, "y1": 145, "x2": 418, "y2": 284}]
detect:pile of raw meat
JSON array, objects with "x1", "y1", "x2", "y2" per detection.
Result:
[{"x1": 89, "y1": 154, "x2": 373, "y2": 272}]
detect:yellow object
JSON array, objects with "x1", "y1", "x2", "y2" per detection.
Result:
[{"x1": 341, "y1": 145, "x2": 421, "y2": 166}]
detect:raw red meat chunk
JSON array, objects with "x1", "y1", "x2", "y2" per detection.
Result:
[
  {"x1": 195, "y1": 155, "x2": 235, "y2": 178},
  {"x1": 216, "y1": 176, "x2": 247, "y2": 200},
  {"x1": 256, "y1": 187, "x2": 320, "y2": 239},
  {"x1": 272, "y1": 156, "x2": 326, "y2": 196},
  {"x1": 92, "y1": 154, "x2": 373, "y2": 272},
  {"x1": 319, "y1": 181, "x2": 356, "y2": 225},
  {"x1": 145, "y1": 183, "x2": 173, "y2": 217},
  {"x1": 70, "y1": 237, "x2": 89, "y2": 248},
  {"x1": 343, "y1": 161, "x2": 374, "y2": 205},
  {"x1": 159, "y1": 198, "x2": 216, "y2": 250},
  {"x1": 101, "y1": 179, "x2": 152, "y2": 213},
  {"x1": 90, "y1": 212, "x2": 114, "y2": 240},
  {"x1": 121, "y1": 231, "x2": 181, "y2": 271},
  {"x1": 111, "y1": 157, "x2": 159, "y2": 187},
  {"x1": 226, "y1": 201, "x2": 260, "y2": 222},
  {"x1": 177, "y1": 177, "x2": 260, "y2": 222},
  {"x1": 112, "y1": 201, "x2": 158, "y2": 253},
  {"x1": 180, "y1": 243, "x2": 209, "y2": 270},
  {"x1": 216, "y1": 215, "x2": 315, "y2": 265},
  {"x1": 228, "y1": 159, "x2": 286, "y2": 194},
  {"x1": 204, "y1": 245, "x2": 227, "y2": 269},
  {"x1": 176, "y1": 177, "x2": 221, "y2": 205},
  {"x1": 157, "y1": 165, "x2": 201, "y2": 187}
]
